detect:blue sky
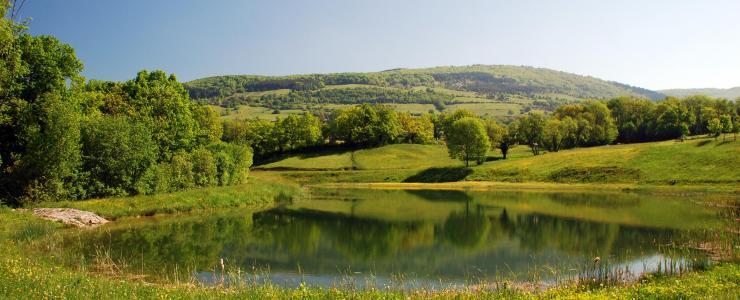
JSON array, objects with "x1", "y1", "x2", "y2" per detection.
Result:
[{"x1": 16, "y1": 0, "x2": 740, "y2": 90}]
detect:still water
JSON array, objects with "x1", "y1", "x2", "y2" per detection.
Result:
[{"x1": 65, "y1": 188, "x2": 722, "y2": 289}]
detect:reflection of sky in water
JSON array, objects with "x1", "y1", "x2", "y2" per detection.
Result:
[
  {"x1": 70, "y1": 188, "x2": 718, "y2": 290},
  {"x1": 193, "y1": 254, "x2": 697, "y2": 290}
]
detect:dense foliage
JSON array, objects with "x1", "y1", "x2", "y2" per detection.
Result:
[
  {"x1": 185, "y1": 65, "x2": 664, "y2": 107},
  {"x1": 0, "y1": 9, "x2": 250, "y2": 205}
]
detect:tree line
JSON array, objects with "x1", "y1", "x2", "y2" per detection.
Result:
[
  {"x1": 0, "y1": 7, "x2": 251, "y2": 206},
  {"x1": 223, "y1": 97, "x2": 738, "y2": 167}
]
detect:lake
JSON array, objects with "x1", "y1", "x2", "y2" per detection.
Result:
[{"x1": 63, "y1": 188, "x2": 722, "y2": 290}]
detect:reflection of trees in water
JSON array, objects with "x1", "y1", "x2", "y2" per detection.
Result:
[
  {"x1": 403, "y1": 189, "x2": 473, "y2": 202},
  {"x1": 441, "y1": 202, "x2": 492, "y2": 249},
  {"x1": 67, "y1": 213, "x2": 255, "y2": 277},
  {"x1": 496, "y1": 210, "x2": 682, "y2": 257},
  {"x1": 499, "y1": 211, "x2": 620, "y2": 256},
  {"x1": 68, "y1": 200, "x2": 688, "y2": 281},
  {"x1": 548, "y1": 192, "x2": 641, "y2": 208},
  {"x1": 253, "y1": 209, "x2": 436, "y2": 260}
]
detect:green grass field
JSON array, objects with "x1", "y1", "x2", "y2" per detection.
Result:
[
  {"x1": 258, "y1": 144, "x2": 463, "y2": 171},
  {"x1": 260, "y1": 137, "x2": 740, "y2": 188},
  {"x1": 470, "y1": 137, "x2": 740, "y2": 185},
  {"x1": 211, "y1": 105, "x2": 305, "y2": 121}
]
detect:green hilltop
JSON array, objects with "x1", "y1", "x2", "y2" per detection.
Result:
[
  {"x1": 185, "y1": 65, "x2": 664, "y2": 119},
  {"x1": 660, "y1": 86, "x2": 740, "y2": 99}
]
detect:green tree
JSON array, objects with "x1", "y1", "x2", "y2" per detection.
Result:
[
  {"x1": 81, "y1": 115, "x2": 158, "y2": 197},
  {"x1": 438, "y1": 109, "x2": 476, "y2": 140},
  {"x1": 554, "y1": 100, "x2": 617, "y2": 147},
  {"x1": 518, "y1": 112, "x2": 546, "y2": 155},
  {"x1": 15, "y1": 93, "x2": 83, "y2": 203},
  {"x1": 654, "y1": 98, "x2": 694, "y2": 140},
  {"x1": 398, "y1": 112, "x2": 435, "y2": 144},
  {"x1": 123, "y1": 70, "x2": 198, "y2": 159},
  {"x1": 719, "y1": 114, "x2": 733, "y2": 141},
  {"x1": 607, "y1": 96, "x2": 656, "y2": 143},
  {"x1": 446, "y1": 117, "x2": 491, "y2": 166},
  {"x1": 707, "y1": 118, "x2": 722, "y2": 139},
  {"x1": 190, "y1": 148, "x2": 217, "y2": 187},
  {"x1": 326, "y1": 104, "x2": 401, "y2": 147},
  {"x1": 275, "y1": 113, "x2": 323, "y2": 152},
  {"x1": 193, "y1": 105, "x2": 223, "y2": 145}
]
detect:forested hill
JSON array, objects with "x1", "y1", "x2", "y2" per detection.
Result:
[
  {"x1": 184, "y1": 65, "x2": 664, "y2": 111},
  {"x1": 660, "y1": 87, "x2": 740, "y2": 99}
]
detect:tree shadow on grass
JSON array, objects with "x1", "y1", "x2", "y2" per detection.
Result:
[
  {"x1": 403, "y1": 167, "x2": 473, "y2": 183},
  {"x1": 695, "y1": 139, "x2": 712, "y2": 147}
]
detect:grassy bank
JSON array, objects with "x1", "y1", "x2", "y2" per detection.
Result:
[
  {"x1": 1, "y1": 206, "x2": 738, "y2": 299},
  {"x1": 35, "y1": 177, "x2": 301, "y2": 219},
  {"x1": 259, "y1": 138, "x2": 739, "y2": 192}
]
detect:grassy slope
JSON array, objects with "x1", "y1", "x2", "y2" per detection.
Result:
[
  {"x1": 258, "y1": 144, "x2": 463, "y2": 171},
  {"x1": 353, "y1": 144, "x2": 463, "y2": 170},
  {"x1": 469, "y1": 137, "x2": 740, "y2": 185},
  {"x1": 261, "y1": 138, "x2": 740, "y2": 189}
]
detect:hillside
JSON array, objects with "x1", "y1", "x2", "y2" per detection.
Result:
[
  {"x1": 660, "y1": 86, "x2": 740, "y2": 99},
  {"x1": 186, "y1": 65, "x2": 664, "y2": 119},
  {"x1": 259, "y1": 138, "x2": 740, "y2": 187}
]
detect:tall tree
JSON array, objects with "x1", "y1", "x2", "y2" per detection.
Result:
[
  {"x1": 446, "y1": 117, "x2": 491, "y2": 167},
  {"x1": 517, "y1": 112, "x2": 546, "y2": 155}
]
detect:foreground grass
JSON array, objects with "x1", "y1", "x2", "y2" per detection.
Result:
[
  {"x1": 1, "y1": 212, "x2": 737, "y2": 299},
  {"x1": 35, "y1": 178, "x2": 301, "y2": 219}
]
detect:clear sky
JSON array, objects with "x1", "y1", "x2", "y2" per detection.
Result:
[{"x1": 15, "y1": 0, "x2": 740, "y2": 90}]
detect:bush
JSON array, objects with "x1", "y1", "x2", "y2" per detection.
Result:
[
  {"x1": 207, "y1": 142, "x2": 253, "y2": 186},
  {"x1": 191, "y1": 148, "x2": 217, "y2": 187}
]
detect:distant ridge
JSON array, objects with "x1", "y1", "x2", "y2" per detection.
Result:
[
  {"x1": 186, "y1": 65, "x2": 664, "y2": 102},
  {"x1": 660, "y1": 87, "x2": 740, "y2": 99}
]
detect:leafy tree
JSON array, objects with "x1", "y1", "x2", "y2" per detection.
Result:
[
  {"x1": 208, "y1": 142, "x2": 253, "y2": 186},
  {"x1": 446, "y1": 117, "x2": 490, "y2": 166},
  {"x1": 498, "y1": 121, "x2": 519, "y2": 159},
  {"x1": 0, "y1": 19, "x2": 85, "y2": 204},
  {"x1": 81, "y1": 115, "x2": 158, "y2": 197},
  {"x1": 707, "y1": 118, "x2": 722, "y2": 140},
  {"x1": 326, "y1": 104, "x2": 401, "y2": 147},
  {"x1": 193, "y1": 105, "x2": 223, "y2": 144},
  {"x1": 123, "y1": 70, "x2": 199, "y2": 159},
  {"x1": 654, "y1": 98, "x2": 694, "y2": 140},
  {"x1": 398, "y1": 112, "x2": 435, "y2": 144},
  {"x1": 553, "y1": 100, "x2": 617, "y2": 147},
  {"x1": 607, "y1": 96, "x2": 655, "y2": 143},
  {"x1": 438, "y1": 109, "x2": 476, "y2": 139},
  {"x1": 190, "y1": 147, "x2": 218, "y2": 187},
  {"x1": 484, "y1": 119, "x2": 516, "y2": 159},
  {"x1": 274, "y1": 113, "x2": 323, "y2": 152},
  {"x1": 719, "y1": 114, "x2": 733, "y2": 141},
  {"x1": 15, "y1": 93, "x2": 83, "y2": 203},
  {"x1": 517, "y1": 112, "x2": 546, "y2": 155},
  {"x1": 542, "y1": 116, "x2": 578, "y2": 151}
]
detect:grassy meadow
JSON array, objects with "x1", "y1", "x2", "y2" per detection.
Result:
[{"x1": 258, "y1": 137, "x2": 740, "y2": 191}]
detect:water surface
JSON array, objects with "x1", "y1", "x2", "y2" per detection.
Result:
[{"x1": 65, "y1": 188, "x2": 722, "y2": 289}]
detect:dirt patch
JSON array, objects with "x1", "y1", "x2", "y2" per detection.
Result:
[{"x1": 32, "y1": 208, "x2": 109, "y2": 228}]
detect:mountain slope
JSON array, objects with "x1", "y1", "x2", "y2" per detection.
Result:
[
  {"x1": 660, "y1": 87, "x2": 740, "y2": 99},
  {"x1": 185, "y1": 65, "x2": 664, "y2": 119}
]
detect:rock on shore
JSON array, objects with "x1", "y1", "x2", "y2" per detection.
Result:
[{"x1": 32, "y1": 208, "x2": 109, "y2": 228}]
